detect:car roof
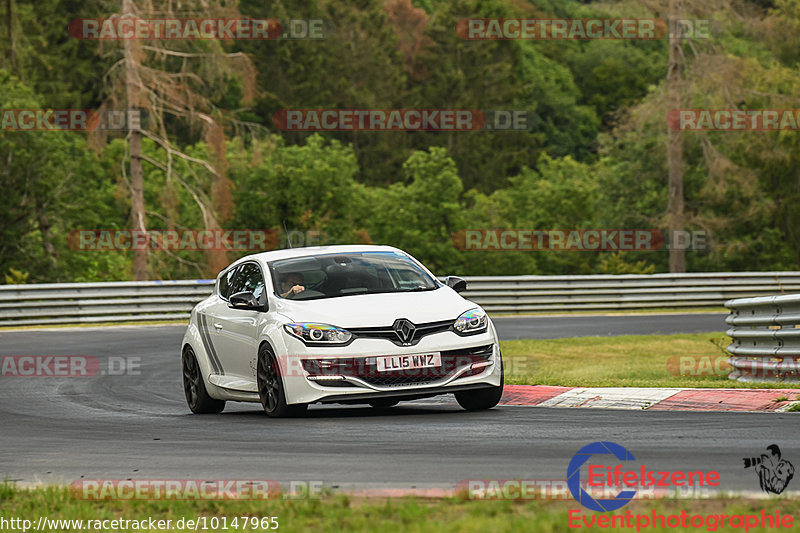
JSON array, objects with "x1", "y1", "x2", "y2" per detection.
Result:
[{"x1": 227, "y1": 244, "x2": 406, "y2": 270}]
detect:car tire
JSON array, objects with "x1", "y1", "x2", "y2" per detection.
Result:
[
  {"x1": 257, "y1": 344, "x2": 308, "y2": 418},
  {"x1": 368, "y1": 399, "x2": 399, "y2": 409},
  {"x1": 455, "y1": 358, "x2": 504, "y2": 411},
  {"x1": 182, "y1": 347, "x2": 226, "y2": 414}
]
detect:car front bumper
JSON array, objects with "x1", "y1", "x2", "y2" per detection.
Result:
[{"x1": 278, "y1": 328, "x2": 503, "y2": 405}]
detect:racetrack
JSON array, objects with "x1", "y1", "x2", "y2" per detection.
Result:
[{"x1": 1, "y1": 315, "x2": 795, "y2": 493}]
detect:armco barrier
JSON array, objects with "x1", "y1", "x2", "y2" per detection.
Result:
[
  {"x1": 725, "y1": 293, "x2": 800, "y2": 383},
  {"x1": 0, "y1": 280, "x2": 215, "y2": 326},
  {"x1": 460, "y1": 272, "x2": 800, "y2": 313},
  {"x1": 0, "y1": 272, "x2": 799, "y2": 327}
]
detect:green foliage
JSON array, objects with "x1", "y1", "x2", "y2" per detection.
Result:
[
  {"x1": 231, "y1": 134, "x2": 366, "y2": 246},
  {"x1": 2, "y1": 0, "x2": 800, "y2": 282},
  {"x1": 0, "y1": 70, "x2": 128, "y2": 282},
  {"x1": 559, "y1": 39, "x2": 666, "y2": 124},
  {"x1": 3, "y1": 483, "x2": 799, "y2": 533},
  {"x1": 361, "y1": 147, "x2": 465, "y2": 272},
  {"x1": 597, "y1": 253, "x2": 657, "y2": 275},
  {"x1": 0, "y1": 0, "x2": 108, "y2": 108},
  {"x1": 4, "y1": 268, "x2": 29, "y2": 284}
]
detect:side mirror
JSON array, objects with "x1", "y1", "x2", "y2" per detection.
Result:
[
  {"x1": 444, "y1": 276, "x2": 467, "y2": 293},
  {"x1": 229, "y1": 291, "x2": 266, "y2": 311}
]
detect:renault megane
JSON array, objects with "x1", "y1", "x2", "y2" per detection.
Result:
[{"x1": 181, "y1": 245, "x2": 504, "y2": 416}]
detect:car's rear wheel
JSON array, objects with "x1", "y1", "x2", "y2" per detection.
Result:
[
  {"x1": 368, "y1": 399, "x2": 399, "y2": 409},
  {"x1": 257, "y1": 345, "x2": 307, "y2": 418},
  {"x1": 182, "y1": 347, "x2": 225, "y2": 414}
]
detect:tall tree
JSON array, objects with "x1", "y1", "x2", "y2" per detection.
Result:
[
  {"x1": 101, "y1": 0, "x2": 257, "y2": 279},
  {"x1": 5, "y1": 0, "x2": 16, "y2": 72},
  {"x1": 667, "y1": 0, "x2": 685, "y2": 272},
  {"x1": 122, "y1": 0, "x2": 146, "y2": 279}
]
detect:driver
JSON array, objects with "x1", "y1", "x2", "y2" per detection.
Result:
[{"x1": 279, "y1": 272, "x2": 305, "y2": 298}]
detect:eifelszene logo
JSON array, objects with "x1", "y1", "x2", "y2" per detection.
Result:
[
  {"x1": 567, "y1": 441, "x2": 721, "y2": 512},
  {"x1": 744, "y1": 445, "x2": 795, "y2": 494},
  {"x1": 568, "y1": 441, "x2": 638, "y2": 512}
]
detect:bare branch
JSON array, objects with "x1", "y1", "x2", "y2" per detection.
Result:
[{"x1": 140, "y1": 130, "x2": 222, "y2": 178}]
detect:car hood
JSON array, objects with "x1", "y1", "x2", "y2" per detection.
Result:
[{"x1": 273, "y1": 287, "x2": 477, "y2": 327}]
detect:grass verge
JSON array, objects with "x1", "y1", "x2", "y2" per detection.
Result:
[
  {"x1": 500, "y1": 332, "x2": 800, "y2": 389},
  {"x1": 1, "y1": 484, "x2": 799, "y2": 533},
  {"x1": 0, "y1": 308, "x2": 728, "y2": 330},
  {"x1": 490, "y1": 307, "x2": 729, "y2": 317}
]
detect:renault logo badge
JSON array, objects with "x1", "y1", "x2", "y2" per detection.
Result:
[{"x1": 392, "y1": 318, "x2": 416, "y2": 345}]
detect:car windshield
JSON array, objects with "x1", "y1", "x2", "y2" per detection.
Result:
[{"x1": 269, "y1": 251, "x2": 439, "y2": 300}]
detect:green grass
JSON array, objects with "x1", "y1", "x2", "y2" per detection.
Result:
[
  {"x1": 500, "y1": 332, "x2": 800, "y2": 389},
  {"x1": 489, "y1": 307, "x2": 729, "y2": 317},
  {"x1": 0, "y1": 308, "x2": 728, "y2": 330},
  {"x1": 1, "y1": 484, "x2": 799, "y2": 532}
]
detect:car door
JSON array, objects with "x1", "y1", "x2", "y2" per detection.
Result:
[
  {"x1": 196, "y1": 265, "x2": 240, "y2": 378},
  {"x1": 213, "y1": 261, "x2": 265, "y2": 381}
]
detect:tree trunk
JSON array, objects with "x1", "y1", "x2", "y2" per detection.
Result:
[
  {"x1": 6, "y1": 0, "x2": 17, "y2": 72},
  {"x1": 123, "y1": 0, "x2": 147, "y2": 280},
  {"x1": 667, "y1": 0, "x2": 685, "y2": 273},
  {"x1": 37, "y1": 210, "x2": 57, "y2": 270}
]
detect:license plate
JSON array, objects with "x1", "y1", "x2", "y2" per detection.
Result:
[{"x1": 376, "y1": 353, "x2": 441, "y2": 372}]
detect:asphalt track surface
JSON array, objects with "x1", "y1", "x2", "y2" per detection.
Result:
[{"x1": 1, "y1": 314, "x2": 796, "y2": 493}]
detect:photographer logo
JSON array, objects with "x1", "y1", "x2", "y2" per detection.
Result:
[{"x1": 744, "y1": 445, "x2": 795, "y2": 495}]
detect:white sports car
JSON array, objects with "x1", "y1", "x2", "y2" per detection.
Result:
[{"x1": 181, "y1": 245, "x2": 503, "y2": 417}]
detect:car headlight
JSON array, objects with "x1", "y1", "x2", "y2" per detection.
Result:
[
  {"x1": 453, "y1": 308, "x2": 488, "y2": 335},
  {"x1": 284, "y1": 323, "x2": 353, "y2": 345}
]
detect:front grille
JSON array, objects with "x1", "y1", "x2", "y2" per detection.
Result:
[
  {"x1": 362, "y1": 374, "x2": 444, "y2": 387},
  {"x1": 440, "y1": 344, "x2": 493, "y2": 357},
  {"x1": 303, "y1": 344, "x2": 494, "y2": 388},
  {"x1": 310, "y1": 380, "x2": 352, "y2": 388},
  {"x1": 348, "y1": 319, "x2": 453, "y2": 346}
]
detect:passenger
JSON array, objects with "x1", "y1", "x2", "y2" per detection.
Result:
[{"x1": 279, "y1": 272, "x2": 305, "y2": 298}]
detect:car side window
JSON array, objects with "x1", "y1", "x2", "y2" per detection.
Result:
[
  {"x1": 218, "y1": 266, "x2": 240, "y2": 301},
  {"x1": 228, "y1": 263, "x2": 265, "y2": 299}
]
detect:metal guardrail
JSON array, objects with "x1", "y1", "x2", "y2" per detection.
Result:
[
  {"x1": 725, "y1": 293, "x2": 800, "y2": 383},
  {"x1": 0, "y1": 272, "x2": 799, "y2": 327},
  {"x1": 0, "y1": 280, "x2": 215, "y2": 326},
  {"x1": 463, "y1": 271, "x2": 800, "y2": 313}
]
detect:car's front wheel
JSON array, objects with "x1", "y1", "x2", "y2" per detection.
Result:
[
  {"x1": 455, "y1": 360, "x2": 504, "y2": 411},
  {"x1": 182, "y1": 347, "x2": 225, "y2": 414},
  {"x1": 257, "y1": 345, "x2": 307, "y2": 418},
  {"x1": 455, "y1": 384, "x2": 503, "y2": 410},
  {"x1": 368, "y1": 399, "x2": 399, "y2": 409}
]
